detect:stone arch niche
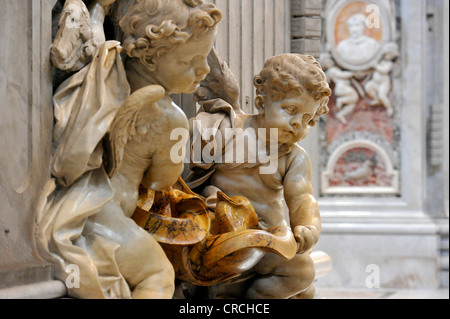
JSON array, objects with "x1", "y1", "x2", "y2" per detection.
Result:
[{"x1": 321, "y1": 139, "x2": 399, "y2": 195}]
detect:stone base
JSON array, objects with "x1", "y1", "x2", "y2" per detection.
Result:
[
  {"x1": 315, "y1": 216, "x2": 441, "y2": 289},
  {"x1": 0, "y1": 263, "x2": 54, "y2": 290},
  {"x1": 0, "y1": 280, "x2": 66, "y2": 299}
]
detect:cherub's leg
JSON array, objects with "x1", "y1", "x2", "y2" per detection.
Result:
[
  {"x1": 338, "y1": 93, "x2": 358, "y2": 109},
  {"x1": 115, "y1": 226, "x2": 175, "y2": 299},
  {"x1": 336, "y1": 97, "x2": 344, "y2": 110},
  {"x1": 378, "y1": 83, "x2": 393, "y2": 116},
  {"x1": 364, "y1": 81, "x2": 378, "y2": 101},
  {"x1": 336, "y1": 103, "x2": 356, "y2": 124},
  {"x1": 289, "y1": 284, "x2": 316, "y2": 299},
  {"x1": 245, "y1": 252, "x2": 315, "y2": 299},
  {"x1": 215, "y1": 279, "x2": 252, "y2": 299},
  {"x1": 87, "y1": 203, "x2": 175, "y2": 299}
]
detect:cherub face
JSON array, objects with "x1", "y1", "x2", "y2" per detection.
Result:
[
  {"x1": 349, "y1": 22, "x2": 365, "y2": 38},
  {"x1": 151, "y1": 27, "x2": 217, "y2": 94},
  {"x1": 348, "y1": 15, "x2": 367, "y2": 38},
  {"x1": 261, "y1": 91, "x2": 321, "y2": 145}
]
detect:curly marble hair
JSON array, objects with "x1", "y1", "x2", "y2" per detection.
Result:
[
  {"x1": 254, "y1": 53, "x2": 332, "y2": 126},
  {"x1": 120, "y1": 0, "x2": 222, "y2": 71}
]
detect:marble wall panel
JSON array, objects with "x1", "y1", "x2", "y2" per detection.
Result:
[
  {"x1": 315, "y1": 228, "x2": 440, "y2": 289},
  {"x1": 0, "y1": 0, "x2": 56, "y2": 289}
]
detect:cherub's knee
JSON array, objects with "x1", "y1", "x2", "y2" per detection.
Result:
[
  {"x1": 253, "y1": 252, "x2": 285, "y2": 275},
  {"x1": 116, "y1": 229, "x2": 174, "y2": 283},
  {"x1": 283, "y1": 254, "x2": 316, "y2": 293},
  {"x1": 247, "y1": 253, "x2": 316, "y2": 299},
  {"x1": 296, "y1": 253, "x2": 315, "y2": 273}
]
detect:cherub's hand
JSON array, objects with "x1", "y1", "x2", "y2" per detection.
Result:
[
  {"x1": 294, "y1": 225, "x2": 319, "y2": 254},
  {"x1": 97, "y1": 0, "x2": 116, "y2": 6},
  {"x1": 90, "y1": 0, "x2": 117, "y2": 47}
]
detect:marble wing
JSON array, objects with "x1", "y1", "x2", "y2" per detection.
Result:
[
  {"x1": 195, "y1": 47, "x2": 244, "y2": 114},
  {"x1": 107, "y1": 85, "x2": 166, "y2": 177}
]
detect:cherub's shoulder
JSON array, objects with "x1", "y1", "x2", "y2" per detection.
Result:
[
  {"x1": 282, "y1": 144, "x2": 312, "y2": 172},
  {"x1": 289, "y1": 144, "x2": 310, "y2": 160},
  {"x1": 129, "y1": 85, "x2": 188, "y2": 131},
  {"x1": 137, "y1": 85, "x2": 166, "y2": 105}
]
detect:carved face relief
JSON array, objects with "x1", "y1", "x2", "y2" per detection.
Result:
[
  {"x1": 328, "y1": 1, "x2": 388, "y2": 71},
  {"x1": 261, "y1": 92, "x2": 321, "y2": 145},
  {"x1": 151, "y1": 27, "x2": 217, "y2": 94},
  {"x1": 336, "y1": 13, "x2": 381, "y2": 66}
]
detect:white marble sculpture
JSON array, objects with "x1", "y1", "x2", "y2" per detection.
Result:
[
  {"x1": 37, "y1": 0, "x2": 222, "y2": 299},
  {"x1": 186, "y1": 54, "x2": 332, "y2": 299}
]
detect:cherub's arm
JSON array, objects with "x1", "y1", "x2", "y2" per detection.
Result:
[
  {"x1": 331, "y1": 67, "x2": 354, "y2": 79},
  {"x1": 141, "y1": 101, "x2": 190, "y2": 191},
  {"x1": 283, "y1": 146, "x2": 321, "y2": 254},
  {"x1": 108, "y1": 84, "x2": 189, "y2": 191},
  {"x1": 375, "y1": 60, "x2": 393, "y2": 74},
  {"x1": 88, "y1": 0, "x2": 116, "y2": 45}
]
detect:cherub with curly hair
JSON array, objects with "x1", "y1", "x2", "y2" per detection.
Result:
[
  {"x1": 187, "y1": 53, "x2": 331, "y2": 299},
  {"x1": 38, "y1": 0, "x2": 221, "y2": 299}
]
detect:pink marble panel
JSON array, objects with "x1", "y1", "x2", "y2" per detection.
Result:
[
  {"x1": 326, "y1": 83, "x2": 395, "y2": 146},
  {"x1": 328, "y1": 147, "x2": 392, "y2": 188}
]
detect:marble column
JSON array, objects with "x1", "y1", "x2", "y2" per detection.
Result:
[{"x1": 0, "y1": 0, "x2": 66, "y2": 298}]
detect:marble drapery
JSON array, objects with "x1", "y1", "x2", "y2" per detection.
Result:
[{"x1": 36, "y1": 41, "x2": 133, "y2": 299}]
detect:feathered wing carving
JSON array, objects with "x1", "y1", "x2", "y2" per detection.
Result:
[
  {"x1": 194, "y1": 47, "x2": 244, "y2": 114},
  {"x1": 107, "y1": 85, "x2": 166, "y2": 178},
  {"x1": 51, "y1": 0, "x2": 97, "y2": 72}
]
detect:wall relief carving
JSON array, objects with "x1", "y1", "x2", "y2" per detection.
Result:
[{"x1": 320, "y1": 0, "x2": 401, "y2": 196}]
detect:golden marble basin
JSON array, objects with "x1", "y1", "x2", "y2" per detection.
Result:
[{"x1": 132, "y1": 179, "x2": 298, "y2": 286}]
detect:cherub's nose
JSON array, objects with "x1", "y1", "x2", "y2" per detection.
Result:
[
  {"x1": 195, "y1": 58, "x2": 210, "y2": 78},
  {"x1": 291, "y1": 114, "x2": 303, "y2": 128}
]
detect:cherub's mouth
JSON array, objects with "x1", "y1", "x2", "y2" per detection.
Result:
[
  {"x1": 192, "y1": 81, "x2": 201, "y2": 88},
  {"x1": 196, "y1": 75, "x2": 206, "y2": 83},
  {"x1": 282, "y1": 129, "x2": 295, "y2": 136},
  {"x1": 280, "y1": 129, "x2": 301, "y2": 142}
]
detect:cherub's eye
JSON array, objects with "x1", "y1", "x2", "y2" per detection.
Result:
[
  {"x1": 284, "y1": 106, "x2": 296, "y2": 114},
  {"x1": 303, "y1": 114, "x2": 313, "y2": 123}
]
